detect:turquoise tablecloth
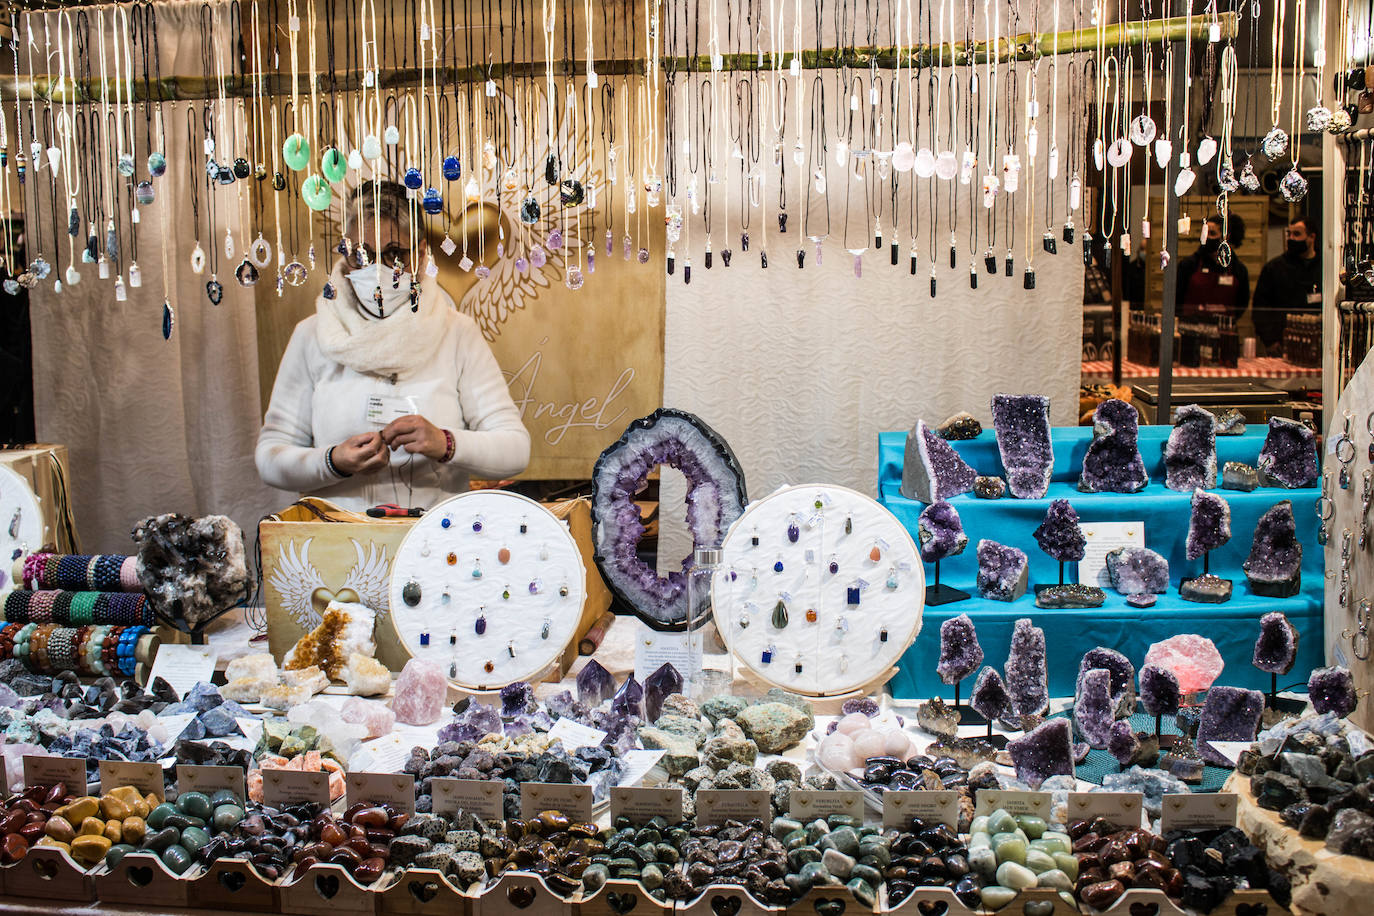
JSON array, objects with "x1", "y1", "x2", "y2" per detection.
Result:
[{"x1": 879, "y1": 424, "x2": 1324, "y2": 697}]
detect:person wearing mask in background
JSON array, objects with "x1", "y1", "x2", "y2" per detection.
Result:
[
  {"x1": 1253, "y1": 217, "x2": 1322, "y2": 355},
  {"x1": 256, "y1": 180, "x2": 530, "y2": 510},
  {"x1": 1177, "y1": 213, "x2": 1250, "y2": 322}
]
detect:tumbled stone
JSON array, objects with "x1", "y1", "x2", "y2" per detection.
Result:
[
  {"x1": 991, "y1": 393, "x2": 1054, "y2": 499},
  {"x1": 976, "y1": 539, "x2": 1029, "y2": 602},
  {"x1": 1005, "y1": 618, "x2": 1049, "y2": 717},
  {"x1": 937, "y1": 614, "x2": 984, "y2": 685},
  {"x1": 1197, "y1": 686, "x2": 1265, "y2": 765},
  {"x1": 902, "y1": 419, "x2": 977, "y2": 503},
  {"x1": 1253, "y1": 612, "x2": 1299, "y2": 675},
  {"x1": 1243, "y1": 501, "x2": 1302, "y2": 598},
  {"x1": 1186, "y1": 489, "x2": 1232, "y2": 560},
  {"x1": 1222, "y1": 462, "x2": 1260, "y2": 492},
  {"x1": 1008, "y1": 718, "x2": 1075, "y2": 787},
  {"x1": 1078, "y1": 398, "x2": 1149, "y2": 493},
  {"x1": 1257, "y1": 417, "x2": 1319, "y2": 488},
  {"x1": 1106, "y1": 546, "x2": 1170, "y2": 594},
  {"x1": 1164, "y1": 404, "x2": 1218, "y2": 491},
  {"x1": 1035, "y1": 584, "x2": 1106, "y2": 608},
  {"x1": 918, "y1": 500, "x2": 968, "y2": 563},
  {"x1": 1033, "y1": 499, "x2": 1087, "y2": 562},
  {"x1": 973, "y1": 476, "x2": 1007, "y2": 499},
  {"x1": 1308, "y1": 666, "x2": 1358, "y2": 717}
]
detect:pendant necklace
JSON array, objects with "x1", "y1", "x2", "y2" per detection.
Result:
[
  {"x1": 622, "y1": 82, "x2": 635, "y2": 260},
  {"x1": 981, "y1": 0, "x2": 998, "y2": 274},
  {"x1": 802, "y1": 73, "x2": 828, "y2": 268},
  {"x1": 968, "y1": 40, "x2": 981, "y2": 288},
  {"x1": 636, "y1": 83, "x2": 650, "y2": 263},
  {"x1": 739, "y1": 77, "x2": 761, "y2": 266},
  {"x1": 841, "y1": 73, "x2": 867, "y2": 278},
  {"x1": 1279, "y1": 0, "x2": 1308, "y2": 201},
  {"x1": 702, "y1": 78, "x2": 716, "y2": 270},
  {"x1": 205, "y1": 105, "x2": 224, "y2": 304},
  {"x1": 1002, "y1": 50, "x2": 1017, "y2": 278},
  {"x1": 1022, "y1": 66, "x2": 1037, "y2": 289},
  {"x1": 926, "y1": 72, "x2": 938, "y2": 291},
  {"x1": 1262, "y1": 0, "x2": 1289, "y2": 160},
  {"x1": 55, "y1": 12, "x2": 82, "y2": 288},
  {"x1": 1216, "y1": 44, "x2": 1238, "y2": 267},
  {"x1": 564, "y1": 80, "x2": 585, "y2": 289}
]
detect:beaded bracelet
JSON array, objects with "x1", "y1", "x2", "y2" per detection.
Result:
[
  {"x1": 440, "y1": 429, "x2": 456, "y2": 463},
  {"x1": 52, "y1": 591, "x2": 74, "y2": 624},
  {"x1": 119, "y1": 557, "x2": 140, "y2": 591},
  {"x1": 325, "y1": 446, "x2": 352, "y2": 478}
]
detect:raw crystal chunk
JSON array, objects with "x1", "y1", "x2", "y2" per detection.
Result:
[
  {"x1": 1075, "y1": 668, "x2": 1116, "y2": 749},
  {"x1": 1105, "y1": 546, "x2": 1170, "y2": 595},
  {"x1": 644, "y1": 663, "x2": 683, "y2": 722},
  {"x1": 501, "y1": 682, "x2": 536, "y2": 716},
  {"x1": 577, "y1": 659, "x2": 616, "y2": 705},
  {"x1": 1144, "y1": 635, "x2": 1224, "y2": 694},
  {"x1": 1179, "y1": 575, "x2": 1233, "y2": 603},
  {"x1": 1126, "y1": 593, "x2": 1157, "y2": 608},
  {"x1": 1108, "y1": 720, "x2": 1142, "y2": 766},
  {"x1": 1243, "y1": 501, "x2": 1302, "y2": 598},
  {"x1": 1139, "y1": 665, "x2": 1182, "y2": 716},
  {"x1": 1326, "y1": 809, "x2": 1374, "y2": 856},
  {"x1": 970, "y1": 667, "x2": 1011, "y2": 722},
  {"x1": 1078, "y1": 398, "x2": 1149, "y2": 493},
  {"x1": 936, "y1": 614, "x2": 984, "y2": 684},
  {"x1": 1257, "y1": 417, "x2": 1319, "y2": 488},
  {"x1": 916, "y1": 695, "x2": 961, "y2": 737},
  {"x1": 1215, "y1": 409, "x2": 1247, "y2": 436},
  {"x1": 1035, "y1": 584, "x2": 1106, "y2": 608},
  {"x1": 1196, "y1": 686, "x2": 1265, "y2": 765},
  {"x1": 391, "y1": 658, "x2": 448, "y2": 725},
  {"x1": 1033, "y1": 499, "x2": 1087, "y2": 562},
  {"x1": 285, "y1": 601, "x2": 377, "y2": 680},
  {"x1": 1222, "y1": 462, "x2": 1260, "y2": 492},
  {"x1": 342, "y1": 653, "x2": 391, "y2": 696},
  {"x1": 937, "y1": 412, "x2": 982, "y2": 440},
  {"x1": 1005, "y1": 618, "x2": 1049, "y2": 717},
  {"x1": 1008, "y1": 718, "x2": 1075, "y2": 787},
  {"x1": 1308, "y1": 666, "x2": 1358, "y2": 717},
  {"x1": 1076, "y1": 648, "x2": 1137, "y2": 713},
  {"x1": 1164, "y1": 405, "x2": 1218, "y2": 491},
  {"x1": 917, "y1": 500, "x2": 969, "y2": 563},
  {"x1": 1187, "y1": 490, "x2": 1232, "y2": 560},
  {"x1": 1253, "y1": 612, "x2": 1299, "y2": 675},
  {"x1": 901, "y1": 419, "x2": 977, "y2": 502},
  {"x1": 976, "y1": 540, "x2": 1029, "y2": 602},
  {"x1": 613, "y1": 675, "x2": 644, "y2": 718},
  {"x1": 341, "y1": 695, "x2": 396, "y2": 738},
  {"x1": 991, "y1": 394, "x2": 1054, "y2": 499},
  {"x1": 974, "y1": 476, "x2": 1007, "y2": 499},
  {"x1": 133, "y1": 513, "x2": 251, "y2": 628}
]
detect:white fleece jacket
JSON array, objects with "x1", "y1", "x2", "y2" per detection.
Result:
[{"x1": 255, "y1": 308, "x2": 530, "y2": 511}]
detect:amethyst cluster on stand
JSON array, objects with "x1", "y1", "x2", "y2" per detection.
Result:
[
  {"x1": 1004, "y1": 618, "x2": 1049, "y2": 724},
  {"x1": 1181, "y1": 489, "x2": 1233, "y2": 603},
  {"x1": 1253, "y1": 612, "x2": 1302, "y2": 712},
  {"x1": 917, "y1": 500, "x2": 970, "y2": 605},
  {"x1": 1078, "y1": 398, "x2": 1149, "y2": 493},
  {"x1": 902, "y1": 419, "x2": 977, "y2": 502},
  {"x1": 991, "y1": 394, "x2": 1054, "y2": 499},
  {"x1": 1033, "y1": 500, "x2": 1104, "y2": 609},
  {"x1": 935, "y1": 614, "x2": 984, "y2": 724}
]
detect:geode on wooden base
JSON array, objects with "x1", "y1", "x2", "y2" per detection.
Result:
[{"x1": 133, "y1": 513, "x2": 251, "y2": 628}]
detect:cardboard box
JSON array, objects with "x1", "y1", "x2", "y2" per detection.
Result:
[{"x1": 263, "y1": 496, "x2": 609, "y2": 679}]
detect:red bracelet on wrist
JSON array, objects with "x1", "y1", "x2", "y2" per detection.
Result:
[{"x1": 439, "y1": 429, "x2": 456, "y2": 463}]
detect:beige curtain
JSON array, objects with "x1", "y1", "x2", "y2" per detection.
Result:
[{"x1": 26, "y1": 2, "x2": 284, "y2": 553}]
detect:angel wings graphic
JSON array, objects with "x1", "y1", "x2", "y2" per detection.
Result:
[{"x1": 268, "y1": 537, "x2": 391, "y2": 630}]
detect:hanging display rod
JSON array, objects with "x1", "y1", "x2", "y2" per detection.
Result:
[{"x1": 8, "y1": 12, "x2": 1233, "y2": 102}]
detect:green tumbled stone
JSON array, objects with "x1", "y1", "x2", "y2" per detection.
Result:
[
  {"x1": 969, "y1": 846, "x2": 998, "y2": 878},
  {"x1": 981, "y1": 886, "x2": 1017, "y2": 909},
  {"x1": 1040, "y1": 831, "x2": 1073, "y2": 854},
  {"x1": 105, "y1": 844, "x2": 136, "y2": 869},
  {"x1": 827, "y1": 815, "x2": 857, "y2": 828},
  {"x1": 784, "y1": 828, "x2": 808, "y2": 850},
  {"x1": 146, "y1": 803, "x2": 176, "y2": 831},
  {"x1": 821, "y1": 849, "x2": 854, "y2": 879},
  {"x1": 995, "y1": 861, "x2": 1038, "y2": 890},
  {"x1": 179, "y1": 827, "x2": 211, "y2": 855},
  {"x1": 1052, "y1": 852, "x2": 1079, "y2": 880},
  {"x1": 968, "y1": 831, "x2": 992, "y2": 849},
  {"x1": 582, "y1": 864, "x2": 609, "y2": 895},
  {"x1": 772, "y1": 818, "x2": 803, "y2": 839},
  {"x1": 987, "y1": 809, "x2": 1017, "y2": 835},
  {"x1": 640, "y1": 864, "x2": 664, "y2": 890},
  {"x1": 851, "y1": 864, "x2": 883, "y2": 887},
  {"x1": 161, "y1": 844, "x2": 193, "y2": 874},
  {"x1": 857, "y1": 842, "x2": 890, "y2": 867},
  {"x1": 144, "y1": 827, "x2": 180, "y2": 853},
  {"x1": 845, "y1": 877, "x2": 876, "y2": 907},
  {"x1": 991, "y1": 834, "x2": 1027, "y2": 865},
  {"x1": 789, "y1": 846, "x2": 822, "y2": 869},
  {"x1": 176, "y1": 791, "x2": 212, "y2": 820},
  {"x1": 1036, "y1": 868, "x2": 1073, "y2": 892},
  {"x1": 805, "y1": 820, "x2": 830, "y2": 843},
  {"x1": 208, "y1": 790, "x2": 241, "y2": 808},
  {"x1": 820, "y1": 826, "x2": 860, "y2": 857},
  {"x1": 969, "y1": 815, "x2": 990, "y2": 835},
  {"x1": 1024, "y1": 849, "x2": 1057, "y2": 874},
  {"x1": 797, "y1": 861, "x2": 832, "y2": 889},
  {"x1": 212, "y1": 804, "x2": 245, "y2": 832},
  {"x1": 1015, "y1": 815, "x2": 1047, "y2": 839}
]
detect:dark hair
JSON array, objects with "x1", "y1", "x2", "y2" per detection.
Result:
[
  {"x1": 1204, "y1": 213, "x2": 1246, "y2": 247},
  {"x1": 343, "y1": 180, "x2": 412, "y2": 238},
  {"x1": 1290, "y1": 215, "x2": 1314, "y2": 235}
]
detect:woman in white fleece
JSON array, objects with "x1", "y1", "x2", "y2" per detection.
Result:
[{"x1": 255, "y1": 180, "x2": 530, "y2": 510}]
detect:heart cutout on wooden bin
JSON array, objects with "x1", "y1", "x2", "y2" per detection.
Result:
[
  {"x1": 1128, "y1": 902, "x2": 1160, "y2": 916},
  {"x1": 313, "y1": 873, "x2": 340, "y2": 899},
  {"x1": 710, "y1": 895, "x2": 743, "y2": 916},
  {"x1": 607, "y1": 891, "x2": 638, "y2": 914},
  {"x1": 408, "y1": 881, "x2": 440, "y2": 903},
  {"x1": 127, "y1": 866, "x2": 155, "y2": 887},
  {"x1": 813, "y1": 898, "x2": 846, "y2": 916},
  {"x1": 917, "y1": 900, "x2": 950, "y2": 916},
  {"x1": 218, "y1": 869, "x2": 248, "y2": 892},
  {"x1": 30, "y1": 857, "x2": 58, "y2": 880},
  {"x1": 1022, "y1": 901, "x2": 1055, "y2": 916},
  {"x1": 1235, "y1": 904, "x2": 1269, "y2": 916},
  {"x1": 506, "y1": 885, "x2": 536, "y2": 909}
]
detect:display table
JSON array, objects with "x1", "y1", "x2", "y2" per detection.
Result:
[{"x1": 877, "y1": 424, "x2": 1323, "y2": 698}]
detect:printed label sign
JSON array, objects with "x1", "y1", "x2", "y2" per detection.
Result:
[
  {"x1": 99, "y1": 761, "x2": 164, "y2": 799},
  {"x1": 974, "y1": 790, "x2": 1052, "y2": 818},
  {"x1": 696, "y1": 790, "x2": 771, "y2": 827},
  {"x1": 1160, "y1": 793, "x2": 1238, "y2": 832},
  {"x1": 432, "y1": 778, "x2": 504, "y2": 820},
  {"x1": 261, "y1": 768, "x2": 330, "y2": 807},
  {"x1": 345, "y1": 772, "x2": 417, "y2": 814},
  {"x1": 882, "y1": 790, "x2": 961, "y2": 830},
  {"x1": 789, "y1": 790, "x2": 864, "y2": 822},
  {"x1": 22, "y1": 756, "x2": 87, "y2": 792},
  {"x1": 611, "y1": 787, "x2": 685, "y2": 824},
  {"x1": 1066, "y1": 792, "x2": 1144, "y2": 829},
  {"x1": 520, "y1": 782, "x2": 593, "y2": 820},
  {"x1": 176, "y1": 765, "x2": 247, "y2": 798}
]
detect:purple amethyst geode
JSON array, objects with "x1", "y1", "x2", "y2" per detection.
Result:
[
  {"x1": 1033, "y1": 499, "x2": 1086, "y2": 562},
  {"x1": 970, "y1": 667, "x2": 1011, "y2": 721},
  {"x1": 1243, "y1": 501, "x2": 1302, "y2": 598},
  {"x1": 1186, "y1": 489, "x2": 1232, "y2": 560},
  {"x1": 937, "y1": 613, "x2": 984, "y2": 685},
  {"x1": 1005, "y1": 618, "x2": 1049, "y2": 717},
  {"x1": 1196, "y1": 685, "x2": 1265, "y2": 765},
  {"x1": 1252, "y1": 612, "x2": 1299, "y2": 675},
  {"x1": 1078, "y1": 398, "x2": 1149, "y2": 493},
  {"x1": 1163, "y1": 405, "x2": 1218, "y2": 492},
  {"x1": 917, "y1": 500, "x2": 968, "y2": 563},
  {"x1": 1108, "y1": 720, "x2": 1142, "y2": 766},
  {"x1": 1257, "y1": 417, "x2": 1319, "y2": 489},
  {"x1": 1074, "y1": 668, "x2": 1116, "y2": 749},
  {"x1": 591, "y1": 408, "x2": 747, "y2": 628},
  {"x1": 1008, "y1": 718, "x2": 1075, "y2": 786},
  {"x1": 1076, "y1": 647, "x2": 1137, "y2": 714},
  {"x1": 991, "y1": 394, "x2": 1054, "y2": 499},
  {"x1": 976, "y1": 539, "x2": 1029, "y2": 602},
  {"x1": 1309, "y1": 666, "x2": 1357, "y2": 717},
  {"x1": 902, "y1": 419, "x2": 977, "y2": 503},
  {"x1": 1139, "y1": 664, "x2": 1182, "y2": 717},
  {"x1": 1105, "y1": 546, "x2": 1170, "y2": 595}
]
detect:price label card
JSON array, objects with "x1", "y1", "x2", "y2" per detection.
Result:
[
  {"x1": 345, "y1": 772, "x2": 416, "y2": 814},
  {"x1": 789, "y1": 790, "x2": 864, "y2": 822},
  {"x1": 633, "y1": 624, "x2": 697, "y2": 683},
  {"x1": 974, "y1": 790, "x2": 1052, "y2": 819},
  {"x1": 882, "y1": 790, "x2": 961, "y2": 830},
  {"x1": 99, "y1": 761, "x2": 165, "y2": 799},
  {"x1": 520, "y1": 782, "x2": 594, "y2": 821},
  {"x1": 696, "y1": 790, "x2": 771, "y2": 827},
  {"x1": 546, "y1": 718, "x2": 609, "y2": 750},
  {"x1": 261, "y1": 768, "x2": 330, "y2": 808},
  {"x1": 617, "y1": 750, "x2": 667, "y2": 787},
  {"x1": 1066, "y1": 792, "x2": 1144, "y2": 829},
  {"x1": 1078, "y1": 521, "x2": 1146, "y2": 590},
  {"x1": 432, "y1": 778, "x2": 504, "y2": 821},
  {"x1": 611, "y1": 787, "x2": 685, "y2": 824},
  {"x1": 1160, "y1": 793, "x2": 1238, "y2": 833},
  {"x1": 236, "y1": 718, "x2": 265, "y2": 747},
  {"x1": 23, "y1": 755, "x2": 87, "y2": 792},
  {"x1": 147, "y1": 644, "x2": 217, "y2": 700},
  {"x1": 176, "y1": 765, "x2": 247, "y2": 799}
]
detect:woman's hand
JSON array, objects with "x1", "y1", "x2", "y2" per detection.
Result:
[
  {"x1": 332, "y1": 431, "x2": 389, "y2": 475},
  {"x1": 382, "y1": 414, "x2": 448, "y2": 461}
]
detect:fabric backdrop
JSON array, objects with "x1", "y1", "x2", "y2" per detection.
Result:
[{"x1": 26, "y1": 2, "x2": 284, "y2": 553}]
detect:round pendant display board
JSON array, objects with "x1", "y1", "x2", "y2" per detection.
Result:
[
  {"x1": 0, "y1": 465, "x2": 44, "y2": 573},
  {"x1": 388, "y1": 491, "x2": 587, "y2": 691},
  {"x1": 714, "y1": 484, "x2": 924, "y2": 696}
]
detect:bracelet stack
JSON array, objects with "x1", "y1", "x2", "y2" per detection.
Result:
[
  {"x1": 440, "y1": 429, "x2": 456, "y2": 463},
  {"x1": 22, "y1": 553, "x2": 141, "y2": 592},
  {"x1": 325, "y1": 446, "x2": 352, "y2": 478},
  {"x1": 2, "y1": 622, "x2": 148, "y2": 677},
  {"x1": 2, "y1": 590, "x2": 153, "y2": 626}
]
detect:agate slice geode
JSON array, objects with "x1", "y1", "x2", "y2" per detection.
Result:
[{"x1": 591, "y1": 408, "x2": 746, "y2": 628}]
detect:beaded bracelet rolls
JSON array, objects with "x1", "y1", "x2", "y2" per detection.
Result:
[
  {"x1": 21, "y1": 553, "x2": 141, "y2": 592},
  {"x1": 0, "y1": 622, "x2": 148, "y2": 676},
  {"x1": 3, "y1": 591, "x2": 153, "y2": 626}
]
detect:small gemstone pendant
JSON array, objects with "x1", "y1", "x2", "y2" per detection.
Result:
[
  {"x1": 475, "y1": 614, "x2": 487, "y2": 636},
  {"x1": 805, "y1": 608, "x2": 818, "y2": 623},
  {"x1": 846, "y1": 587, "x2": 861, "y2": 605},
  {"x1": 828, "y1": 557, "x2": 839, "y2": 575},
  {"x1": 844, "y1": 517, "x2": 853, "y2": 535},
  {"x1": 787, "y1": 521, "x2": 799, "y2": 543},
  {"x1": 761, "y1": 646, "x2": 774, "y2": 665},
  {"x1": 541, "y1": 619, "x2": 551, "y2": 639},
  {"x1": 879, "y1": 628, "x2": 889, "y2": 642},
  {"x1": 771, "y1": 599, "x2": 789, "y2": 629},
  {"x1": 773, "y1": 558, "x2": 784, "y2": 573}
]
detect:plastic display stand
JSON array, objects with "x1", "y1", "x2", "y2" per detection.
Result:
[{"x1": 878, "y1": 424, "x2": 1323, "y2": 698}]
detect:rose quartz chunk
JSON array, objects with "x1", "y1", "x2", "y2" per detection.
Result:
[
  {"x1": 817, "y1": 732, "x2": 856, "y2": 771},
  {"x1": 341, "y1": 696, "x2": 397, "y2": 738},
  {"x1": 391, "y1": 658, "x2": 448, "y2": 724},
  {"x1": 1144, "y1": 634, "x2": 1225, "y2": 694}
]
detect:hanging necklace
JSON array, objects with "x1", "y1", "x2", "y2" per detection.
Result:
[
  {"x1": 1279, "y1": 0, "x2": 1309, "y2": 201},
  {"x1": 801, "y1": 73, "x2": 828, "y2": 268}
]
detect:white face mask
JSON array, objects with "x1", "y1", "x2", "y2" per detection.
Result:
[{"x1": 346, "y1": 264, "x2": 417, "y2": 317}]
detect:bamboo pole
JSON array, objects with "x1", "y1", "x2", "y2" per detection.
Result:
[{"x1": 10, "y1": 12, "x2": 1235, "y2": 102}]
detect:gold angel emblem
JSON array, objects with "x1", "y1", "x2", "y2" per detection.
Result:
[{"x1": 268, "y1": 537, "x2": 392, "y2": 629}]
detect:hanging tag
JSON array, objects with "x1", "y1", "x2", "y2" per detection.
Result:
[
  {"x1": 1208, "y1": 22, "x2": 1221, "y2": 42},
  {"x1": 486, "y1": 80, "x2": 497, "y2": 97},
  {"x1": 420, "y1": 23, "x2": 430, "y2": 40},
  {"x1": 363, "y1": 69, "x2": 376, "y2": 87},
  {"x1": 588, "y1": 70, "x2": 599, "y2": 88},
  {"x1": 790, "y1": 58, "x2": 800, "y2": 75},
  {"x1": 869, "y1": 86, "x2": 879, "y2": 105},
  {"x1": 289, "y1": 14, "x2": 301, "y2": 30},
  {"x1": 850, "y1": 94, "x2": 859, "y2": 111},
  {"x1": 712, "y1": 53, "x2": 724, "y2": 71}
]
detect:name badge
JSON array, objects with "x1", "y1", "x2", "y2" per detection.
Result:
[
  {"x1": 365, "y1": 394, "x2": 419, "y2": 425},
  {"x1": 1217, "y1": 275, "x2": 1234, "y2": 286}
]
